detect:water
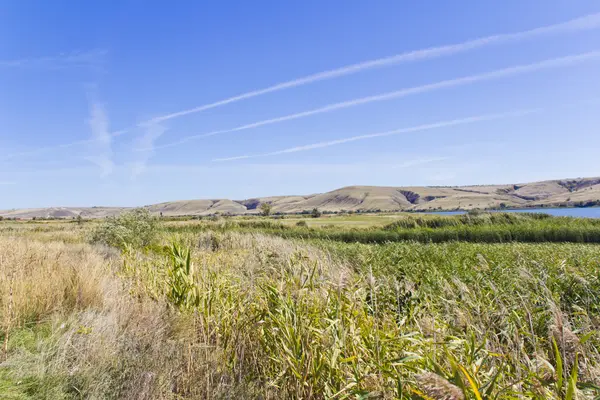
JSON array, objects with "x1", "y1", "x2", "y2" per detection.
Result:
[{"x1": 420, "y1": 208, "x2": 600, "y2": 218}]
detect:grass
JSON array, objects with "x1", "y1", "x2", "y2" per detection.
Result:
[
  {"x1": 1, "y1": 213, "x2": 600, "y2": 398},
  {"x1": 165, "y1": 212, "x2": 600, "y2": 244}
]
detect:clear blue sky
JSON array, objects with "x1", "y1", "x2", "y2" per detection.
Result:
[{"x1": 2, "y1": 1, "x2": 600, "y2": 208}]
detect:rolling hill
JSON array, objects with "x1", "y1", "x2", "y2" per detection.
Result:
[{"x1": 2, "y1": 177, "x2": 599, "y2": 219}]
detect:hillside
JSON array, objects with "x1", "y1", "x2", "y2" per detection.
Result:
[{"x1": 2, "y1": 176, "x2": 599, "y2": 219}]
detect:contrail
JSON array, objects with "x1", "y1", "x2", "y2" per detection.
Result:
[
  {"x1": 0, "y1": 129, "x2": 129, "y2": 162},
  {"x1": 144, "y1": 12, "x2": 600, "y2": 125},
  {"x1": 151, "y1": 51, "x2": 600, "y2": 151},
  {"x1": 6, "y1": 12, "x2": 600, "y2": 161},
  {"x1": 212, "y1": 109, "x2": 541, "y2": 161},
  {"x1": 0, "y1": 49, "x2": 107, "y2": 69}
]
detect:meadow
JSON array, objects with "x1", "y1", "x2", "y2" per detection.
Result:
[{"x1": 1, "y1": 210, "x2": 599, "y2": 399}]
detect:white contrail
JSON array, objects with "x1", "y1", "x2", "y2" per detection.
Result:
[
  {"x1": 0, "y1": 128, "x2": 129, "y2": 162},
  {"x1": 5, "y1": 13, "x2": 600, "y2": 161},
  {"x1": 212, "y1": 109, "x2": 541, "y2": 161},
  {"x1": 7, "y1": 13, "x2": 600, "y2": 160},
  {"x1": 0, "y1": 49, "x2": 107, "y2": 69},
  {"x1": 152, "y1": 51, "x2": 600, "y2": 151},
  {"x1": 144, "y1": 12, "x2": 600, "y2": 125}
]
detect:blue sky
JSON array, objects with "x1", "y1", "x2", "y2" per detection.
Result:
[{"x1": 2, "y1": 1, "x2": 600, "y2": 208}]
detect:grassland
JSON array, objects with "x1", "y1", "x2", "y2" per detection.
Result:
[
  {"x1": 166, "y1": 212, "x2": 600, "y2": 244},
  {"x1": 1, "y1": 211, "x2": 599, "y2": 399}
]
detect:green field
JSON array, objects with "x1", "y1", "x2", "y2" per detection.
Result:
[
  {"x1": 1, "y1": 211, "x2": 599, "y2": 399},
  {"x1": 166, "y1": 211, "x2": 600, "y2": 244}
]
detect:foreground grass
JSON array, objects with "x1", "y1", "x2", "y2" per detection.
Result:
[{"x1": 1, "y1": 216, "x2": 600, "y2": 398}]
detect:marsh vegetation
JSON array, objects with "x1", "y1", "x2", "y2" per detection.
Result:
[{"x1": 1, "y1": 211, "x2": 599, "y2": 399}]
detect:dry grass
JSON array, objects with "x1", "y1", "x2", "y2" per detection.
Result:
[
  {"x1": 0, "y1": 239, "x2": 107, "y2": 333},
  {"x1": 0, "y1": 235, "x2": 247, "y2": 399},
  {"x1": 1, "y1": 221, "x2": 600, "y2": 399}
]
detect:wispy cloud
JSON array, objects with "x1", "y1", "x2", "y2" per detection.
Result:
[
  {"x1": 85, "y1": 94, "x2": 114, "y2": 177},
  {"x1": 144, "y1": 157, "x2": 448, "y2": 175},
  {"x1": 143, "y1": 12, "x2": 600, "y2": 125},
  {"x1": 130, "y1": 123, "x2": 167, "y2": 179},
  {"x1": 0, "y1": 49, "x2": 107, "y2": 70},
  {"x1": 153, "y1": 51, "x2": 600, "y2": 151},
  {"x1": 213, "y1": 109, "x2": 540, "y2": 161},
  {"x1": 5, "y1": 13, "x2": 600, "y2": 162},
  {"x1": 0, "y1": 128, "x2": 129, "y2": 162}
]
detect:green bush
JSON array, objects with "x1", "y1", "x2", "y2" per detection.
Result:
[{"x1": 90, "y1": 208, "x2": 159, "y2": 249}]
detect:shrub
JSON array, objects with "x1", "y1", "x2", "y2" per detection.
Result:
[
  {"x1": 467, "y1": 208, "x2": 483, "y2": 217},
  {"x1": 90, "y1": 208, "x2": 158, "y2": 249},
  {"x1": 260, "y1": 203, "x2": 272, "y2": 216},
  {"x1": 311, "y1": 208, "x2": 322, "y2": 218},
  {"x1": 296, "y1": 220, "x2": 308, "y2": 227}
]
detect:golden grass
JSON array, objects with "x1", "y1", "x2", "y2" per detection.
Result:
[
  {"x1": 0, "y1": 239, "x2": 106, "y2": 333},
  {"x1": 1, "y1": 220, "x2": 599, "y2": 398}
]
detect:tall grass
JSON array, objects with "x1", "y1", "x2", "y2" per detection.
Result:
[
  {"x1": 188, "y1": 213, "x2": 600, "y2": 244},
  {"x1": 2, "y1": 220, "x2": 600, "y2": 398},
  {"x1": 162, "y1": 213, "x2": 600, "y2": 244},
  {"x1": 267, "y1": 224, "x2": 600, "y2": 243}
]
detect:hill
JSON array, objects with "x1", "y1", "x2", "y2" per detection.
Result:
[{"x1": 2, "y1": 176, "x2": 600, "y2": 219}]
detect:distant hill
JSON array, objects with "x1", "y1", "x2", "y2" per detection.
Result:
[{"x1": 2, "y1": 177, "x2": 600, "y2": 219}]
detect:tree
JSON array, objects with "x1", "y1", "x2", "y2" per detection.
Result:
[
  {"x1": 76, "y1": 214, "x2": 83, "y2": 225},
  {"x1": 311, "y1": 208, "x2": 322, "y2": 218},
  {"x1": 260, "y1": 202, "x2": 272, "y2": 217}
]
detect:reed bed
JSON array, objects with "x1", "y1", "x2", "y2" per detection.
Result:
[{"x1": 1, "y1": 215, "x2": 599, "y2": 398}]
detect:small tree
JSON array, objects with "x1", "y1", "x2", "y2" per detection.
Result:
[
  {"x1": 90, "y1": 208, "x2": 158, "y2": 250},
  {"x1": 76, "y1": 214, "x2": 83, "y2": 225},
  {"x1": 260, "y1": 203, "x2": 272, "y2": 217},
  {"x1": 311, "y1": 208, "x2": 322, "y2": 218}
]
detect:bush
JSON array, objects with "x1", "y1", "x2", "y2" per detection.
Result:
[
  {"x1": 296, "y1": 220, "x2": 308, "y2": 227},
  {"x1": 467, "y1": 208, "x2": 483, "y2": 217},
  {"x1": 260, "y1": 203, "x2": 272, "y2": 216},
  {"x1": 90, "y1": 208, "x2": 159, "y2": 249}
]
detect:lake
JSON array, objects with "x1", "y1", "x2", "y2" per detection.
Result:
[{"x1": 420, "y1": 208, "x2": 600, "y2": 218}]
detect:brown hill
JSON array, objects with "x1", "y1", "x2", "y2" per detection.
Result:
[{"x1": 2, "y1": 177, "x2": 599, "y2": 219}]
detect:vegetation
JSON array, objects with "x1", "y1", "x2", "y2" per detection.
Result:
[
  {"x1": 90, "y1": 208, "x2": 159, "y2": 249},
  {"x1": 260, "y1": 202, "x2": 272, "y2": 216},
  {"x1": 168, "y1": 212, "x2": 600, "y2": 244},
  {"x1": 1, "y1": 212, "x2": 600, "y2": 398}
]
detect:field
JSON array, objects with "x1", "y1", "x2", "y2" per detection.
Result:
[{"x1": 1, "y1": 211, "x2": 600, "y2": 399}]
